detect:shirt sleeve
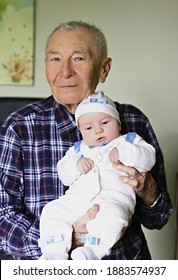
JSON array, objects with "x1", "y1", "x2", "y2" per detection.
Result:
[
  {"x1": 133, "y1": 122, "x2": 172, "y2": 230},
  {"x1": 115, "y1": 102, "x2": 173, "y2": 231},
  {"x1": 0, "y1": 125, "x2": 41, "y2": 259}
]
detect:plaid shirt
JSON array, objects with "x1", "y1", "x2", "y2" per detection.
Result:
[{"x1": 0, "y1": 95, "x2": 172, "y2": 260}]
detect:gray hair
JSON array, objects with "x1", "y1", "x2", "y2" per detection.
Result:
[{"x1": 46, "y1": 20, "x2": 108, "y2": 61}]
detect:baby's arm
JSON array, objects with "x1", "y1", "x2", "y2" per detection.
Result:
[
  {"x1": 109, "y1": 134, "x2": 156, "y2": 172},
  {"x1": 109, "y1": 147, "x2": 120, "y2": 164},
  {"x1": 58, "y1": 145, "x2": 95, "y2": 185},
  {"x1": 57, "y1": 146, "x2": 82, "y2": 185},
  {"x1": 76, "y1": 157, "x2": 94, "y2": 174}
]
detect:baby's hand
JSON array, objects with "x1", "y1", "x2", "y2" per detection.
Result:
[
  {"x1": 109, "y1": 147, "x2": 120, "y2": 164},
  {"x1": 76, "y1": 157, "x2": 94, "y2": 174}
]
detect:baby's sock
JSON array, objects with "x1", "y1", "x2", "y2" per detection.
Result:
[
  {"x1": 39, "y1": 252, "x2": 68, "y2": 260},
  {"x1": 71, "y1": 246, "x2": 98, "y2": 260}
]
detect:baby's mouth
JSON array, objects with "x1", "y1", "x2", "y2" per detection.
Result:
[{"x1": 97, "y1": 137, "x2": 105, "y2": 142}]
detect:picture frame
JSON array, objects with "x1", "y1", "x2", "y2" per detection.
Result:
[
  {"x1": 175, "y1": 173, "x2": 178, "y2": 259},
  {"x1": 0, "y1": 0, "x2": 35, "y2": 86}
]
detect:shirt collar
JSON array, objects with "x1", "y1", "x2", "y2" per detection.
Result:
[{"x1": 53, "y1": 99, "x2": 81, "y2": 141}]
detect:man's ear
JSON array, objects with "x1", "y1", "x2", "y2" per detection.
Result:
[{"x1": 99, "y1": 57, "x2": 112, "y2": 83}]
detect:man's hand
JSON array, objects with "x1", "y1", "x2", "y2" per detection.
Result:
[
  {"x1": 72, "y1": 204, "x2": 100, "y2": 249},
  {"x1": 113, "y1": 163, "x2": 159, "y2": 207}
]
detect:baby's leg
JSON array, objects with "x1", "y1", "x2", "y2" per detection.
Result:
[
  {"x1": 85, "y1": 202, "x2": 131, "y2": 259},
  {"x1": 39, "y1": 199, "x2": 74, "y2": 259}
]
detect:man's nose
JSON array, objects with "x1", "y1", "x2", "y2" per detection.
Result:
[{"x1": 59, "y1": 60, "x2": 75, "y2": 78}]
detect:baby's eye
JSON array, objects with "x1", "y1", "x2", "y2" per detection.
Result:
[
  {"x1": 102, "y1": 120, "x2": 109, "y2": 125},
  {"x1": 85, "y1": 126, "x2": 92, "y2": 130}
]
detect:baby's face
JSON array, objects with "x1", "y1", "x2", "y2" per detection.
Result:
[{"x1": 78, "y1": 112, "x2": 121, "y2": 147}]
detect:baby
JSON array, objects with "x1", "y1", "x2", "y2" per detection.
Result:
[{"x1": 38, "y1": 91, "x2": 156, "y2": 260}]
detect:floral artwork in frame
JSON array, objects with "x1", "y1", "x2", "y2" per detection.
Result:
[{"x1": 0, "y1": 0, "x2": 35, "y2": 86}]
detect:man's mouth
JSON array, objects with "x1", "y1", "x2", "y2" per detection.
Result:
[{"x1": 60, "y1": 85, "x2": 77, "y2": 88}]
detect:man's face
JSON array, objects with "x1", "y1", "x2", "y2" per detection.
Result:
[{"x1": 45, "y1": 28, "x2": 104, "y2": 113}]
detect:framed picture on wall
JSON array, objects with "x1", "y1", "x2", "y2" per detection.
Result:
[
  {"x1": 0, "y1": 0, "x2": 35, "y2": 86},
  {"x1": 175, "y1": 173, "x2": 178, "y2": 259}
]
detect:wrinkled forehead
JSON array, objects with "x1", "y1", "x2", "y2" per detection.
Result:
[
  {"x1": 46, "y1": 27, "x2": 98, "y2": 58},
  {"x1": 47, "y1": 27, "x2": 93, "y2": 48}
]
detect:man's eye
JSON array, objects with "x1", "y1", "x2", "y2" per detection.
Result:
[
  {"x1": 48, "y1": 57, "x2": 61, "y2": 63},
  {"x1": 74, "y1": 56, "x2": 85, "y2": 62},
  {"x1": 51, "y1": 57, "x2": 60, "y2": 61},
  {"x1": 85, "y1": 127, "x2": 91, "y2": 130}
]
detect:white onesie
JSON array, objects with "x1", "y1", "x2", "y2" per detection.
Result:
[{"x1": 39, "y1": 132, "x2": 156, "y2": 260}]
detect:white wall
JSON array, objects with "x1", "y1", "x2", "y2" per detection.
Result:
[{"x1": 0, "y1": 0, "x2": 177, "y2": 259}]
